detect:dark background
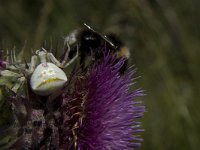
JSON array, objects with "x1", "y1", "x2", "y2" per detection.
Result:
[{"x1": 0, "y1": 0, "x2": 200, "y2": 149}]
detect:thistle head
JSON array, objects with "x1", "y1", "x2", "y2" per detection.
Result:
[{"x1": 0, "y1": 47, "x2": 145, "y2": 150}]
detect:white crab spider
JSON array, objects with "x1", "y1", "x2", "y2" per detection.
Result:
[
  {"x1": 0, "y1": 44, "x2": 78, "y2": 96},
  {"x1": 29, "y1": 46, "x2": 78, "y2": 96}
]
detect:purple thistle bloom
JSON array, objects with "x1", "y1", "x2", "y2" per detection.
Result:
[
  {"x1": 77, "y1": 54, "x2": 145, "y2": 150},
  {"x1": 61, "y1": 52, "x2": 145, "y2": 149}
]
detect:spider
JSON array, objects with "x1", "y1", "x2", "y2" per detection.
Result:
[{"x1": 0, "y1": 44, "x2": 78, "y2": 96}]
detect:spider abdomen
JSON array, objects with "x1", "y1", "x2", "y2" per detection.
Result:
[{"x1": 30, "y1": 63, "x2": 67, "y2": 96}]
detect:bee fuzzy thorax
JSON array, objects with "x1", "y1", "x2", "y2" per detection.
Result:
[
  {"x1": 117, "y1": 46, "x2": 130, "y2": 59},
  {"x1": 30, "y1": 62, "x2": 67, "y2": 96}
]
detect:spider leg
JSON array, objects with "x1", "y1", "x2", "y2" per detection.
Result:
[
  {"x1": 61, "y1": 45, "x2": 78, "y2": 68},
  {"x1": 26, "y1": 55, "x2": 38, "y2": 74},
  {"x1": 47, "y1": 44, "x2": 78, "y2": 68},
  {"x1": 47, "y1": 52, "x2": 62, "y2": 67},
  {"x1": 61, "y1": 42, "x2": 71, "y2": 66}
]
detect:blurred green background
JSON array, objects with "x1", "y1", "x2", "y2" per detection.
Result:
[{"x1": 0, "y1": 0, "x2": 200, "y2": 149}]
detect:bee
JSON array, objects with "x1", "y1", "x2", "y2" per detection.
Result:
[{"x1": 64, "y1": 23, "x2": 130, "y2": 73}]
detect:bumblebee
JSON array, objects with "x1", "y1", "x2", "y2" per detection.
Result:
[{"x1": 64, "y1": 23, "x2": 130, "y2": 73}]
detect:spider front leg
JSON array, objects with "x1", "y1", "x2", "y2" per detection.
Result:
[
  {"x1": 47, "y1": 43, "x2": 78, "y2": 68},
  {"x1": 61, "y1": 42, "x2": 71, "y2": 66},
  {"x1": 26, "y1": 55, "x2": 38, "y2": 75},
  {"x1": 62, "y1": 46, "x2": 78, "y2": 68}
]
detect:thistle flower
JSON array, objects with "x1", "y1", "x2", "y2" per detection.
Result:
[
  {"x1": 61, "y1": 52, "x2": 145, "y2": 149},
  {"x1": 0, "y1": 48, "x2": 145, "y2": 150}
]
